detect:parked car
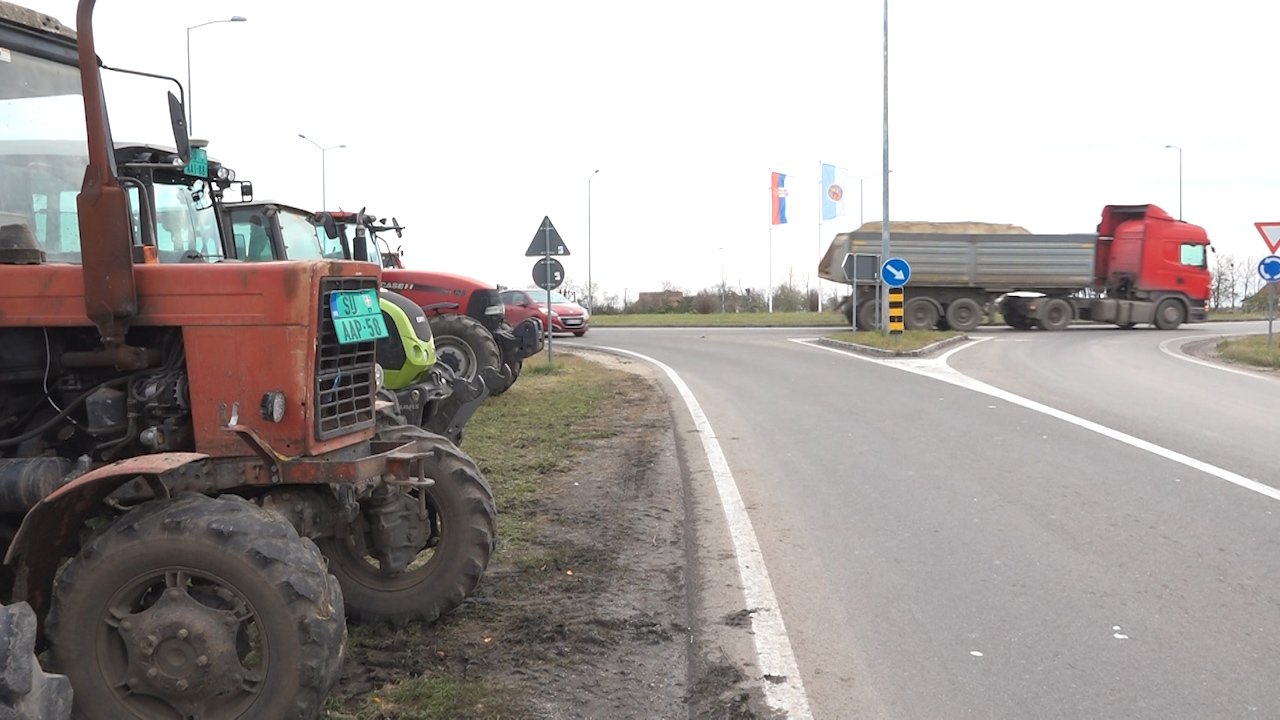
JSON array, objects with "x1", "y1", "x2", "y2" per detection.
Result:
[{"x1": 500, "y1": 288, "x2": 590, "y2": 336}]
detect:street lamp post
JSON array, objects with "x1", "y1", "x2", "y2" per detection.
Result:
[
  {"x1": 186, "y1": 16, "x2": 246, "y2": 132},
  {"x1": 298, "y1": 134, "x2": 346, "y2": 209},
  {"x1": 1164, "y1": 144, "x2": 1182, "y2": 220},
  {"x1": 587, "y1": 169, "x2": 599, "y2": 311}
]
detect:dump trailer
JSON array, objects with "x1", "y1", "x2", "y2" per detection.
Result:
[{"x1": 818, "y1": 205, "x2": 1213, "y2": 331}]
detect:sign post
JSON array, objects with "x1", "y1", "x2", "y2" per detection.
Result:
[
  {"x1": 842, "y1": 252, "x2": 880, "y2": 332},
  {"x1": 527, "y1": 217, "x2": 570, "y2": 363},
  {"x1": 1258, "y1": 255, "x2": 1280, "y2": 348}
]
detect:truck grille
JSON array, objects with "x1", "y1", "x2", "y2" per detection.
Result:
[{"x1": 316, "y1": 277, "x2": 378, "y2": 440}]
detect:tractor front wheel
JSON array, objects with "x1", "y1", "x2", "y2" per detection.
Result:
[{"x1": 47, "y1": 494, "x2": 345, "y2": 720}]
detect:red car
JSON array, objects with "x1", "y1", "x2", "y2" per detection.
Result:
[{"x1": 500, "y1": 288, "x2": 590, "y2": 336}]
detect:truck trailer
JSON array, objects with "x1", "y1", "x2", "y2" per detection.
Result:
[{"x1": 817, "y1": 204, "x2": 1212, "y2": 331}]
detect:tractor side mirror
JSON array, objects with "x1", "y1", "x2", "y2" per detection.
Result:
[
  {"x1": 167, "y1": 91, "x2": 190, "y2": 162},
  {"x1": 238, "y1": 181, "x2": 253, "y2": 202}
]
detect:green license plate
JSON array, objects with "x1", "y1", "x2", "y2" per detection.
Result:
[{"x1": 330, "y1": 289, "x2": 389, "y2": 344}]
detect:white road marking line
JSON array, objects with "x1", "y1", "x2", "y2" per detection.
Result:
[
  {"x1": 793, "y1": 338, "x2": 1280, "y2": 503},
  {"x1": 1158, "y1": 334, "x2": 1279, "y2": 383},
  {"x1": 590, "y1": 345, "x2": 813, "y2": 720}
]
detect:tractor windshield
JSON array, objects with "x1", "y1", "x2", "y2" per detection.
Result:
[{"x1": 0, "y1": 46, "x2": 89, "y2": 262}]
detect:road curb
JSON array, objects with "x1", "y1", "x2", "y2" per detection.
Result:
[{"x1": 815, "y1": 333, "x2": 970, "y2": 358}]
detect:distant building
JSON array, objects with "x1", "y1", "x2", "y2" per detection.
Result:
[{"x1": 636, "y1": 290, "x2": 684, "y2": 309}]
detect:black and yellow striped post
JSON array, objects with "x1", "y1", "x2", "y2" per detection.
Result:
[{"x1": 887, "y1": 288, "x2": 905, "y2": 335}]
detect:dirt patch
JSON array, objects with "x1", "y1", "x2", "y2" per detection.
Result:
[{"x1": 326, "y1": 351, "x2": 762, "y2": 719}]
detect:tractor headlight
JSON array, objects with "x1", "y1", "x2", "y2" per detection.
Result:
[{"x1": 260, "y1": 391, "x2": 287, "y2": 423}]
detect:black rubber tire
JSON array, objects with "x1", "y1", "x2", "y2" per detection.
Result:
[
  {"x1": 0, "y1": 601, "x2": 72, "y2": 720},
  {"x1": 1040, "y1": 298, "x2": 1073, "y2": 331},
  {"x1": 318, "y1": 426, "x2": 496, "y2": 626},
  {"x1": 507, "y1": 358, "x2": 523, "y2": 383},
  {"x1": 46, "y1": 494, "x2": 345, "y2": 720},
  {"x1": 944, "y1": 298, "x2": 983, "y2": 332},
  {"x1": 856, "y1": 300, "x2": 880, "y2": 331},
  {"x1": 1153, "y1": 298, "x2": 1185, "y2": 330},
  {"x1": 1005, "y1": 313, "x2": 1033, "y2": 331},
  {"x1": 428, "y1": 314, "x2": 503, "y2": 387},
  {"x1": 904, "y1": 298, "x2": 940, "y2": 330}
]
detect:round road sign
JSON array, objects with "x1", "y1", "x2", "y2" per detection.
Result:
[{"x1": 532, "y1": 257, "x2": 565, "y2": 290}]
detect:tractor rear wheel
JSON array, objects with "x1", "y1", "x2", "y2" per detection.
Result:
[
  {"x1": 429, "y1": 314, "x2": 503, "y2": 389},
  {"x1": 47, "y1": 494, "x2": 345, "y2": 720},
  {"x1": 319, "y1": 426, "x2": 496, "y2": 626}
]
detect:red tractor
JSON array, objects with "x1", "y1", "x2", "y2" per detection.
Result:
[{"x1": 337, "y1": 212, "x2": 543, "y2": 392}]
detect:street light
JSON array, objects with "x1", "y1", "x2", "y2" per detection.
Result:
[
  {"x1": 587, "y1": 169, "x2": 600, "y2": 311},
  {"x1": 1164, "y1": 144, "x2": 1182, "y2": 220},
  {"x1": 858, "y1": 170, "x2": 893, "y2": 226},
  {"x1": 186, "y1": 16, "x2": 246, "y2": 131},
  {"x1": 298, "y1": 134, "x2": 346, "y2": 209}
]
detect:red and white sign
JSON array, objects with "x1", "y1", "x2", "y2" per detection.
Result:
[{"x1": 1255, "y1": 222, "x2": 1280, "y2": 253}]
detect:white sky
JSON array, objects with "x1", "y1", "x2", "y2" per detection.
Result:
[{"x1": 21, "y1": 0, "x2": 1280, "y2": 300}]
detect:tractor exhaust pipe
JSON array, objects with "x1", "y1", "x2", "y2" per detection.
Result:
[{"x1": 75, "y1": 0, "x2": 142, "y2": 367}]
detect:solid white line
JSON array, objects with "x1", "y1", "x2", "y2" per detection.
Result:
[
  {"x1": 1158, "y1": 334, "x2": 1279, "y2": 383},
  {"x1": 591, "y1": 345, "x2": 814, "y2": 720},
  {"x1": 793, "y1": 338, "x2": 1280, "y2": 503}
]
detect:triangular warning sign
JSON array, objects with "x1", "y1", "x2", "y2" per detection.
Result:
[
  {"x1": 1255, "y1": 222, "x2": 1280, "y2": 254},
  {"x1": 525, "y1": 216, "x2": 571, "y2": 257}
]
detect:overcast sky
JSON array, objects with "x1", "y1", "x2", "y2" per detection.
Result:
[{"x1": 24, "y1": 0, "x2": 1280, "y2": 302}]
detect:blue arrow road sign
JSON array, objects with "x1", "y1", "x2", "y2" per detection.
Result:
[
  {"x1": 881, "y1": 257, "x2": 911, "y2": 287},
  {"x1": 1259, "y1": 255, "x2": 1280, "y2": 283}
]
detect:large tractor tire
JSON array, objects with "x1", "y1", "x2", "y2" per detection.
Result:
[
  {"x1": 318, "y1": 426, "x2": 496, "y2": 626},
  {"x1": 46, "y1": 494, "x2": 345, "y2": 720},
  {"x1": 0, "y1": 601, "x2": 72, "y2": 720},
  {"x1": 429, "y1": 314, "x2": 505, "y2": 392}
]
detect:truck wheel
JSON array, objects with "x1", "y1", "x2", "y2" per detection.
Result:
[
  {"x1": 1040, "y1": 298, "x2": 1073, "y2": 331},
  {"x1": 1005, "y1": 313, "x2": 1033, "y2": 331},
  {"x1": 46, "y1": 495, "x2": 345, "y2": 720},
  {"x1": 904, "y1": 298, "x2": 940, "y2": 330},
  {"x1": 1153, "y1": 299, "x2": 1185, "y2": 330},
  {"x1": 0, "y1": 601, "x2": 72, "y2": 720},
  {"x1": 856, "y1": 301, "x2": 879, "y2": 331},
  {"x1": 319, "y1": 426, "x2": 496, "y2": 626},
  {"x1": 429, "y1": 314, "x2": 503, "y2": 388},
  {"x1": 944, "y1": 298, "x2": 983, "y2": 332}
]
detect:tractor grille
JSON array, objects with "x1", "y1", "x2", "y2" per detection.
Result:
[{"x1": 316, "y1": 277, "x2": 378, "y2": 440}]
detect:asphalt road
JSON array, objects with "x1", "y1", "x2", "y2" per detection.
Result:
[{"x1": 573, "y1": 322, "x2": 1280, "y2": 719}]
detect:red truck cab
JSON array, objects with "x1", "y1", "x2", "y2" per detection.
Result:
[{"x1": 1096, "y1": 204, "x2": 1212, "y2": 322}]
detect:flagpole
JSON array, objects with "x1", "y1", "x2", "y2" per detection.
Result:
[
  {"x1": 817, "y1": 161, "x2": 822, "y2": 312},
  {"x1": 768, "y1": 169, "x2": 773, "y2": 313}
]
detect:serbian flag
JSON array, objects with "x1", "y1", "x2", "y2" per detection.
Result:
[
  {"x1": 771, "y1": 172, "x2": 788, "y2": 225},
  {"x1": 821, "y1": 163, "x2": 848, "y2": 220}
]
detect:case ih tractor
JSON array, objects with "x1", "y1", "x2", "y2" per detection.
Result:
[
  {"x1": 0, "y1": 2, "x2": 494, "y2": 718},
  {"x1": 335, "y1": 212, "x2": 543, "y2": 393}
]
